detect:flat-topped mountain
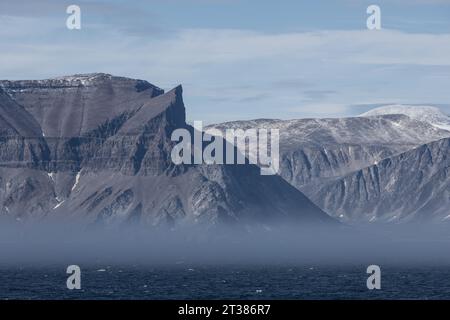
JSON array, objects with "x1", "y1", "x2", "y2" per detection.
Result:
[
  {"x1": 0, "y1": 73, "x2": 164, "y2": 138},
  {"x1": 0, "y1": 74, "x2": 333, "y2": 227}
]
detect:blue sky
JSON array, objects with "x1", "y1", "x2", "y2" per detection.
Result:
[{"x1": 0, "y1": 0, "x2": 449, "y2": 123}]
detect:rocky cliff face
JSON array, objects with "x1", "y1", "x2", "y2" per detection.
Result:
[
  {"x1": 0, "y1": 88, "x2": 50, "y2": 169},
  {"x1": 0, "y1": 74, "x2": 332, "y2": 227},
  {"x1": 209, "y1": 115, "x2": 450, "y2": 191},
  {"x1": 308, "y1": 138, "x2": 450, "y2": 223},
  {"x1": 209, "y1": 111, "x2": 450, "y2": 224}
]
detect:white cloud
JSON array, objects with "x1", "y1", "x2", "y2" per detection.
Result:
[
  {"x1": 2, "y1": 18, "x2": 450, "y2": 73},
  {"x1": 0, "y1": 16, "x2": 449, "y2": 121}
]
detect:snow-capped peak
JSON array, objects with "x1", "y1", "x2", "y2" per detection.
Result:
[
  {"x1": 360, "y1": 105, "x2": 450, "y2": 131},
  {"x1": 52, "y1": 73, "x2": 111, "y2": 82}
]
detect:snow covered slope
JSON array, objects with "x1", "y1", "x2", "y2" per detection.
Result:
[
  {"x1": 361, "y1": 105, "x2": 450, "y2": 131},
  {"x1": 209, "y1": 114, "x2": 450, "y2": 189}
]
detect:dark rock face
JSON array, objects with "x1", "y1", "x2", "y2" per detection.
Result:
[
  {"x1": 0, "y1": 74, "x2": 164, "y2": 138},
  {"x1": 308, "y1": 138, "x2": 450, "y2": 223},
  {"x1": 0, "y1": 74, "x2": 332, "y2": 227},
  {"x1": 210, "y1": 116, "x2": 450, "y2": 191},
  {"x1": 0, "y1": 88, "x2": 50, "y2": 169},
  {"x1": 209, "y1": 115, "x2": 450, "y2": 224},
  {"x1": 0, "y1": 168, "x2": 57, "y2": 220}
]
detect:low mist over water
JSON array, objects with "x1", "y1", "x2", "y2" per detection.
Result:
[{"x1": 2, "y1": 222, "x2": 450, "y2": 267}]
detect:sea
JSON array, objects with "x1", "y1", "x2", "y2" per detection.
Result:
[{"x1": 1, "y1": 265, "x2": 450, "y2": 300}]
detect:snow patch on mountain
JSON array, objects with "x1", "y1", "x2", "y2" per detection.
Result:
[
  {"x1": 361, "y1": 105, "x2": 450, "y2": 131},
  {"x1": 71, "y1": 171, "x2": 81, "y2": 191}
]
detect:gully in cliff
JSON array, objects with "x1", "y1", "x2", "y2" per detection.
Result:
[{"x1": 171, "y1": 121, "x2": 280, "y2": 175}]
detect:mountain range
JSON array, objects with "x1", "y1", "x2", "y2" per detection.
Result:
[
  {"x1": 0, "y1": 73, "x2": 448, "y2": 226},
  {"x1": 209, "y1": 105, "x2": 450, "y2": 223}
]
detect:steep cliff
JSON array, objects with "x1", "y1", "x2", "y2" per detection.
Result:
[
  {"x1": 308, "y1": 138, "x2": 450, "y2": 223},
  {"x1": 0, "y1": 74, "x2": 333, "y2": 227}
]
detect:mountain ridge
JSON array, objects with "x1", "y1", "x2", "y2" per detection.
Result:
[
  {"x1": 0, "y1": 74, "x2": 333, "y2": 227},
  {"x1": 308, "y1": 137, "x2": 450, "y2": 223},
  {"x1": 209, "y1": 113, "x2": 450, "y2": 189},
  {"x1": 209, "y1": 107, "x2": 450, "y2": 223}
]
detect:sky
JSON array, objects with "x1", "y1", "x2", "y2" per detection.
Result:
[{"x1": 0, "y1": 0, "x2": 449, "y2": 123}]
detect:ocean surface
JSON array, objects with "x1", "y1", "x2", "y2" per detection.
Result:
[{"x1": 1, "y1": 265, "x2": 450, "y2": 300}]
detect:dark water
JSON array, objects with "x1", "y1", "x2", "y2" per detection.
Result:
[{"x1": 1, "y1": 265, "x2": 450, "y2": 300}]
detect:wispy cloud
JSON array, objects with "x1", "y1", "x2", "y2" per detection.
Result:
[{"x1": 0, "y1": 3, "x2": 449, "y2": 122}]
